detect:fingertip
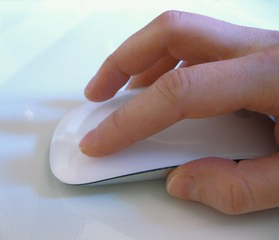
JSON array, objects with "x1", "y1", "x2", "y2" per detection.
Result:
[
  {"x1": 79, "y1": 129, "x2": 108, "y2": 157},
  {"x1": 84, "y1": 76, "x2": 95, "y2": 94},
  {"x1": 79, "y1": 146, "x2": 108, "y2": 158},
  {"x1": 78, "y1": 125, "x2": 127, "y2": 157},
  {"x1": 167, "y1": 174, "x2": 197, "y2": 201},
  {"x1": 84, "y1": 77, "x2": 103, "y2": 102},
  {"x1": 84, "y1": 78, "x2": 117, "y2": 102},
  {"x1": 84, "y1": 58, "x2": 130, "y2": 102},
  {"x1": 79, "y1": 140, "x2": 108, "y2": 157},
  {"x1": 84, "y1": 87, "x2": 116, "y2": 102},
  {"x1": 79, "y1": 130, "x2": 95, "y2": 156}
]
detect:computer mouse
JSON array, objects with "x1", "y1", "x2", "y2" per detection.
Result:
[{"x1": 49, "y1": 89, "x2": 278, "y2": 185}]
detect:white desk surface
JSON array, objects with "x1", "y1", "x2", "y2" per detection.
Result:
[{"x1": 1, "y1": 1, "x2": 279, "y2": 239}]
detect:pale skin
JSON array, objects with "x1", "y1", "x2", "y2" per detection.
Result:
[{"x1": 79, "y1": 11, "x2": 279, "y2": 215}]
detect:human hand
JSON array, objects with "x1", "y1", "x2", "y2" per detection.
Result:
[{"x1": 79, "y1": 11, "x2": 279, "y2": 214}]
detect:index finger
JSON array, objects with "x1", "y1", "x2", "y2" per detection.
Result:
[{"x1": 79, "y1": 49, "x2": 279, "y2": 156}]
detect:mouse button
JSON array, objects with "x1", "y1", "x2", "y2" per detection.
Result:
[
  {"x1": 74, "y1": 91, "x2": 138, "y2": 139},
  {"x1": 149, "y1": 115, "x2": 233, "y2": 145},
  {"x1": 50, "y1": 137, "x2": 77, "y2": 183},
  {"x1": 75, "y1": 105, "x2": 112, "y2": 137}
]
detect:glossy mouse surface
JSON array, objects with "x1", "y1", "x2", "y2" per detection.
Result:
[{"x1": 49, "y1": 90, "x2": 278, "y2": 185}]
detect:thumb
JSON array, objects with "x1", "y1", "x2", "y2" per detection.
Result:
[{"x1": 166, "y1": 154, "x2": 279, "y2": 215}]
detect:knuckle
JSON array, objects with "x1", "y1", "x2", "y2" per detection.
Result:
[
  {"x1": 109, "y1": 107, "x2": 137, "y2": 144},
  {"x1": 106, "y1": 54, "x2": 121, "y2": 73},
  {"x1": 157, "y1": 10, "x2": 183, "y2": 25},
  {"x1": 260, "y1": 45, "x2": 279, "y2": 69},
  {"x1": 156, "y1": 10, "x2": 193, "y2": 34},
  {"x1": 155, "y1": 11, "x2": 196, "y2": 56},
  {"x1": 219, "y1": 177, "x2": 255, "y2": 215},
  {"x1": 106, "y1": 53, "x2": 118, "y2": 67},
  {"x1": 109, "y1": 110, "x2": 122, "y2": 132},
  {"x1": 159, "y1": 69, "x2": 188, "y2": 102},
  {"x1": 155, "y1": 68, "x2": 194, "y2": 119},
  {"x1": 106, "y1": 53, "x2": 130, "y2": 76},
  {"x1": 246, "y1": 45, "x2": 279, "y2": 112},
  {"x1": 222, "y1": 183, "x2": 247, "y2": 215}
]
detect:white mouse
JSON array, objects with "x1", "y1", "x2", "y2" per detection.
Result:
[{"x1": 49, "y1": 89, "x2": 278, "y2": 185}]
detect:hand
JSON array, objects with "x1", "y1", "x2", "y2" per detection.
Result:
[{"x1": 80, "y1": 11, "x2": 279, "y2": 214}]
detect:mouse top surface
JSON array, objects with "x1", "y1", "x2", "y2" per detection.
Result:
[{"x1": 49, "y1": 89, "x2": 278, "y2": 185}]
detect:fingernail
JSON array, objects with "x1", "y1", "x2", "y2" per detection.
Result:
[
  {"x1": 79, "y1": 130, "x2": 96, "y2": 154},
  {"x1": 167, "y1": 174, "x2": 196, "y2": 200},
  {"x1": 85, "y1": 77, "x2": 96, "y2": 94}
]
